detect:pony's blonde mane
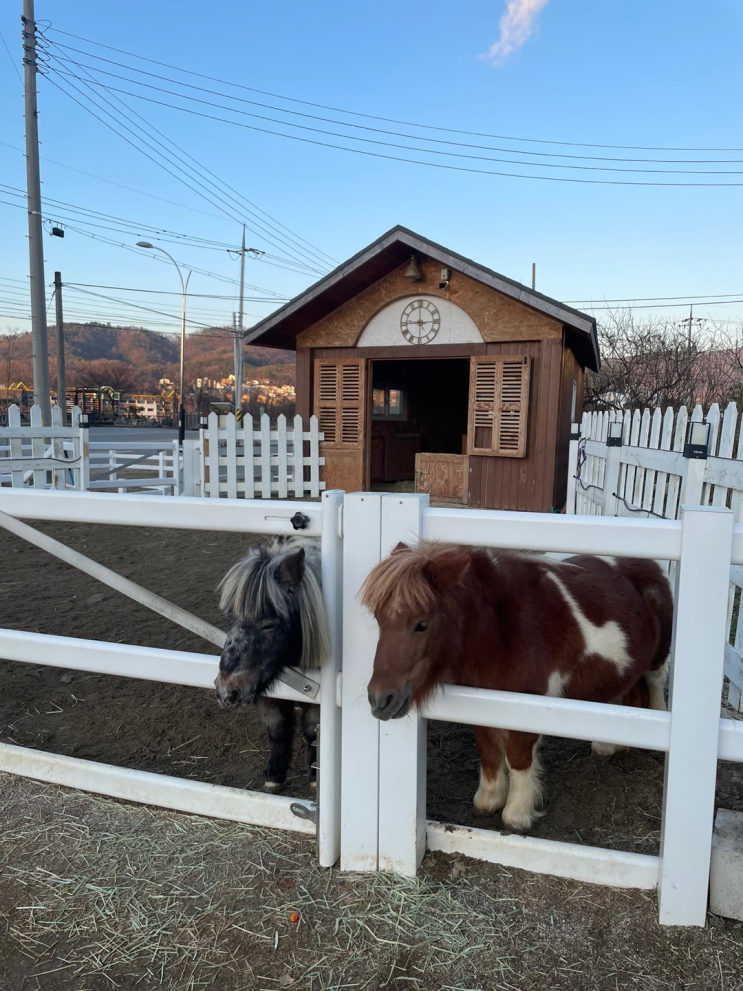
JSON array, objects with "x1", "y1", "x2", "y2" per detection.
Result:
[
  {"x1": 218, "y1": 537, "x2": 329, "y2": 670},
  {"x1": 360, "y1": 541, "x2": 464, "y2": 616}
]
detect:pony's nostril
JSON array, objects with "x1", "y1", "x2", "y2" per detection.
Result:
[{"x1": 368, "y1": 690, "x2": 394, "y2": 714}]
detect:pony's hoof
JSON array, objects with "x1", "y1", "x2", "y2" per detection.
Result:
[
  {"x1": 309, "y1": 780, "x2": 317, "y2": 792},
  {"x1": 473, "y1": 777, "x2": 507, "y2": 814},
  {"x1": 263, "y1": 780, "x2": 284, "y2": 794},
  {"x1": 500, "y1": 810, "x2": 535, "y2": 833},
  {"x1": 591, "y1": 741, "x2": 629, "y2": 759}
]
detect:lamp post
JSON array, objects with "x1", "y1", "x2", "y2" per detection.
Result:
[{"x1": 136, "y1": 242, "x2": 191, "y2": 446}]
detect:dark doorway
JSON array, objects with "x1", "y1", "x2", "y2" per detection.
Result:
[{"x1": 369, "y1": 358, "x2": 470, "y2": 486}]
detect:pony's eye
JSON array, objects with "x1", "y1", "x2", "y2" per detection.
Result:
[
  {"x1": 413, "y1": 621, "x2": 429, "y2": 633},
  {"x1": 260, "y1": 620, "x2": 278, "y2": 632}
]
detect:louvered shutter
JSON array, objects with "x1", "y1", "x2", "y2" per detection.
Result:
[
  {"x1": 314, "y1": 359, "x2": 365, "y2": 449},
  {"x1": 467, "y1": 356, "x2": 530, "y2": 458}
]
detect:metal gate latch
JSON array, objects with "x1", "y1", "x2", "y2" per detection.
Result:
[{"x1": 290, "y1": 802, "x2": 317, "y2": 824}]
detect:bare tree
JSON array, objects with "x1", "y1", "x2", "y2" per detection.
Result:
[{"x1": 584, "y1": 311, "x2": 737, "y2": 412}]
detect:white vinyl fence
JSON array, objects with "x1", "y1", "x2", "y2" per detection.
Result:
[
  {"x1": 0, "y1": 404, "x2": 89, "y2": 490},
  {"x1": 567, "y1": 401, "x2": 743, "y2": 713},
  {"x1": 88, "y1": 440, "x2": 179, "y2": 496},
  {"x1": 199, "y1": 412, "x2": 325, "y2": 499},
  {"x1": 1, "y1": 486, "x2": 741, "y2": 927}
]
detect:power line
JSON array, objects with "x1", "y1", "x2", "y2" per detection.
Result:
[
  {"x1": 45, "y1": 26, "x2": 743, "y2": 155},
  {"x1": 41, "y1": 45, "x2": 334, "y2": 271},
  {"x1": 46, "y1": 58, "x2": 743, "y2": 177},
  {"x1": 0, "y1": 28, "x2": 23, "y2": 87},
  {"x1": 45, "y1": 68, "x2": 743, "y2": 187}
]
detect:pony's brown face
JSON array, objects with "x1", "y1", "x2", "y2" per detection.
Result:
[{"x1": 365, "y1": 544, "x2": 471, "y2": 721}]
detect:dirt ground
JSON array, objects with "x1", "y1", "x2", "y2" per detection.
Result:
[{"x1": 1, "y1": 520, "x2": 743, "y2": 989}]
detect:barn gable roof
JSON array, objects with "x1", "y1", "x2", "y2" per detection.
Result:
[{"x1": 244, "y1": 226, "x2": 599, "y2": 370}]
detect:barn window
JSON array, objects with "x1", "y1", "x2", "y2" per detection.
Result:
[
  {"x1": 466, "y1": 355, "x2": 530, "y2": 458},
  {"x1": 313, "y1": 359, "x2": 365, "y2": 448},
  {"x1": 372, "y1": 386, "x2": 406, "y2": 420}
]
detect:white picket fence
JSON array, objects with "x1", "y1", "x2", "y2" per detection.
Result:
[
  {"x1": 1, "y1": 487, "x2": 742, "y2": 927},
  {"x1": 200, "y1": 412, "x2": 325, "y2": 499},
  {"x1": 0, "y1": 407, "x2": 325, "y2": 500},
  {"x1": 567, "y1": 401, "x2": 743, "y2": 714},
  {"x1": 0, "y1": 404, "x2": 89, "y2": 490}
]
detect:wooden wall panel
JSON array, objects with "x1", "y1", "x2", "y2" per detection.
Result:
[
  {"x1": 553, "y1": 341, "x2": 584, "y2": 511},
  {"x1": 297, "y1": 258, "x2": 562, "y2": 349}
]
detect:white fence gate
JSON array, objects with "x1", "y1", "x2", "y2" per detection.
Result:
[
  {"x1": 1, "y1": 486, "x2": 742, "y2": 926},
  {"x1": 0, "y1": 488, "x2": 343, "y2": 868},
  {"x1": 200, "y1": 412, "x2": 325, "y2": 499},
  {"x1": 0, "y1": 404, "x2": 89, "y2": 490}
]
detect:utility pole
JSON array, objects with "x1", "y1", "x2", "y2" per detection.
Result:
[
  {"x1": 22, "y1": 0, "x2": 51, "y2": 424},
  {"x1": 678, "y1": 304, "x2": 705, "y2": 350},
  {"x1": 235, "y1": 225, "x2": 246, "y2": 416},
  {"x1": 54, "y1": 271, "x2": 66, "y2": 425},
  {"x1": 228, "y1": 229, "x2": 263, "y2": 415}
]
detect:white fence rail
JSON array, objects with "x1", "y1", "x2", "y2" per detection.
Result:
[
  {"x1": 88, "y1": 440, "x2": 179, "y2": 496},
  {"x1": 2, "y1": 486, "x2": 742, "y2": 926},
  {"x1": 568, "y1": 401, "x2": 743, "y2": 714},
  {"x1": 201, "y1": 412, "x2": 325, "y2": 499},
  {"x1": 0, "y1": 404, "x2": 89, "y2": 490}
]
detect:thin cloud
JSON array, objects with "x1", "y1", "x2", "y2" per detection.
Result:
[{"x1": 483, "y1": 0, "x2": 551, "y2": 64}]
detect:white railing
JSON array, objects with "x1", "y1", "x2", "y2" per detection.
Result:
[
  {"x1": 340, "y1": 492, "x2": 741, "y2": 927},
  {"x1": 0, "y1": 404, "x2": 89, "y2": 490},
  {"x1": 201, "y1": 412, "x2": 325, "y2": 499},
  {"x1": 0, "y1": 488, "x2": 344, "y2": 869}
]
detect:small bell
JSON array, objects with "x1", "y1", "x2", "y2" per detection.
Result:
[{"x1": 403, "y1": 256, "x2": 422, "y2": 282}]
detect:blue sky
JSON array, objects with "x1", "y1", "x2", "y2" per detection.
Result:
[{"x1": 1, "y1": 0, "x2": 742, "y2": 338}]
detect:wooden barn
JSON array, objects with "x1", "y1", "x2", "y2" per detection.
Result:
[{"x1": 244, "y1": 227, "x2": 599, "y2": 512}]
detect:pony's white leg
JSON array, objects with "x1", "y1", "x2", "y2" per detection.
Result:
[
  {"x1": 473, "y1": 726, "x2": 509, "y2": 814},
  {"x1": 645, "y1": 660, "x2": 669, "y2": 711},
  {"x1": 473, "y1": 763, "x2": 508, "y2": 813},
  {"x1": 502, "y1": 737, "x2": 543, "y2": 832}
]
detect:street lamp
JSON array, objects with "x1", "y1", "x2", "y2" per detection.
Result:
[{"x1": 136, "y1": 241, "x2": 191, "y2": 446}]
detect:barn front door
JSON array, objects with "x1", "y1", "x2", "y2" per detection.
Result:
[{"x1": 314, "y1": 358, "x2": 366, "y2": 492}]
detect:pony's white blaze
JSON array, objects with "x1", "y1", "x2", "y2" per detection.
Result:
[
  {"x1": 473, "y1": 763, "x2": 508, "y2": 813},
  {"x1": 503, "y1": 745, "x2": 543, "y2": 831},
  {"x1": 546, "y1": 670, "x2": 569, "y2": 698},
  {"x1": 544, "y1": 571, "x2": 633, "y2": 675}
]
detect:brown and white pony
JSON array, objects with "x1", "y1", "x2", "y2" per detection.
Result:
[{"x1": 362, "y1": 542, "x2": 672, "y2": 832}]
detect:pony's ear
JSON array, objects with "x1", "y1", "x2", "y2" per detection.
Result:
[
  {"x1": 278, "y1": 547, "x2": 306, "y2": 588},
  {"x1": 391, "y1": 541, "x2": 409, "y2": 554},
  {"x1": 423, "y1": 553, "x2": 471, "y2": 594}
]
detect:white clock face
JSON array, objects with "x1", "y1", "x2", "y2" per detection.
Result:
[{"x1": 400, "y1": 299, "x2": 441, "y2": 345}]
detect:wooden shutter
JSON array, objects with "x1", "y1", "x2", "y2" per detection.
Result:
[
  {"x1": 314, "y1": 359, "x2": 365, "y2": 449},
  {"x1": 467, "y1": 356, "x2": 530, "y2": 458}
]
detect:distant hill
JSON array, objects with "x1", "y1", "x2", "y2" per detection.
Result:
[{"x1": 0, "y1": 322, "x2": 294, "y2": 393}]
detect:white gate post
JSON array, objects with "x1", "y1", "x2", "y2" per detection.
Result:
[
  {"x1": 565, "y1": 423, "x2": 580, "y2": 515},
  {"x1": 602, "y1": 429, "x2": 622, "y2": 517},
  {"x1": 319, "y1": 489, "x2": 344, "y2": 867},
  {"x1": 658, "y1": 505, "x2": 733, "y2": 925},
  {"x1": 378, "y1": 493, "x2": 428, "y2": 874},
  {"x1": 340, "y1": 492, "x2": 384, "y2": 870}
]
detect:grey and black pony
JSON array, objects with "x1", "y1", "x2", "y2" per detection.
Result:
[{"x1": 214, "y1": 538, "x2": 329, "y2": 792}]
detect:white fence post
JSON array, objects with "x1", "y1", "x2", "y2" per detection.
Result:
[
  {"x1": 377, "y1": 493, "x2": 429, "y2": 874},
  {"x1": 602, "y1": 432, "x2": 622, "y2": 517},
  {"x1": 565, "y1": 423, "x2": 580, "y2": 515},
  {"x1": 319, "y1": 489, "x2": 344, "y2": 867},
  {"x1": 341, "y1": 493, "x2": 383, "y2": 870},
  {"x1": 658, "y1": 505, "x2": 734, "y2": 925}
]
